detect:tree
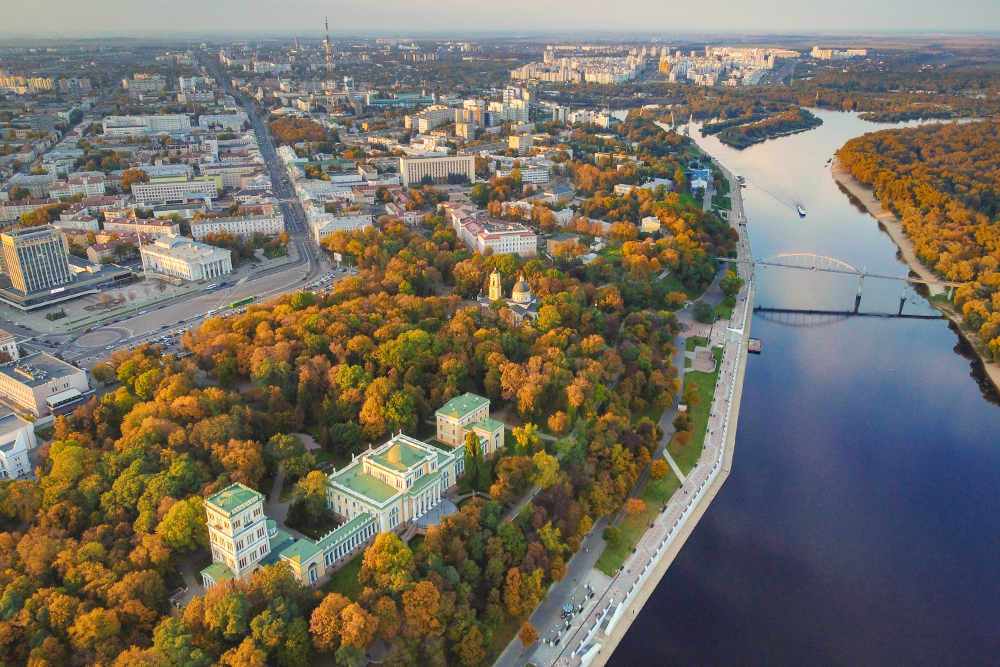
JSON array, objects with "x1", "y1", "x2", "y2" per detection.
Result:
[
  {"x1": 339, "y1": 603, "x2": 377, "y2": 650},
  {"x1": 625, "y1": 498, "x2": 646, "y2": 515},
  {"x1": 8, "y1": 185, "x2": 31, "y2": 201},
  {"x1": 548, "y1": 411, "x2": 570, "y2": 435},
  {"x1": 290, "y1": 291, "x2": 315, "y2": 311},
  {"x1": 692, "y1": 300, "x2": 714, "y2": 324},
  {"x1": 518, "y1": 622, "x2": 538, "y2": 650},
  {"x1": 531, "y1": 450, "x2": 559, "y2": 489},
  {"x1": 360, "y1": 532, "x2": 414, "y2": 593},
  {"x1": 463, "y1": 431, "x2": 486, "y2": 492},
  {"x1": 719, "y1": 271, "x2": 745, "y2": 298},
  {"x1": 401, "y1": 580, "x2": 443, "y2": 639},
  {"x1": 650, "y1": 459, "x2": 669, "y2": 479},
  {"x1": 310, "y1": 592, "x2": 350, "y2": 652},
  {"x1": 220, "y1": 638, "x2": 267, "y2": 667},
  {"x1": 152, "y1": 617, "x2": 211, "y2": 667},
  {"x1": 156, "y1": 497, "x2": 208, "y2": 552},
  {"x1": 121, "y1": 168, "x2": 149, "y2": 193},
  {"x1": 602, "y1": 525, "x2": 622, "y2": 548}
]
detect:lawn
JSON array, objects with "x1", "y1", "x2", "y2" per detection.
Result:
[
  {"x1": 711, "y1": 194, "x2": 732, "y2": 211},
  {"x1": 484, "y1": 613, "x2": 523, "y2": 665},
  {"x1": 595, "y1": 472, "x2": 682, "y2": 576},
  {"x1": 714, "y1": 296, "x2": 736, "y2": 321},
  {"x1": 684, "y1": 358, "x2": 692, "y2": 368},
  {"x1": 658, "y1": 272, "x2": 706, "y2": 302},
  {"x1": 320, "y1": 552, "x2": 364, "y2": 601},
  {"x1": 685, "y1": 335, "x2": 708, "y2": 352},
  {"x1": 667, "y1": 347, "x2": 723, "y2": 475}
]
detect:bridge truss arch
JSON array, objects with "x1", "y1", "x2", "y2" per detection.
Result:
[{"x1": 756, "y1": 253, "x2": 861, "y2": 275}]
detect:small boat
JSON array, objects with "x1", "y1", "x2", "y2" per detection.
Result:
[{"x1": 797, "y1": 205, "x2": 807, "y2": 217}]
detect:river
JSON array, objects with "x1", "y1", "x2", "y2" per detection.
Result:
[{"x1": 607, "y1": 109, "x2": 1000, "y2": 667}]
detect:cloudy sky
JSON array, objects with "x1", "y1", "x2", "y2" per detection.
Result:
[{"x1": 3, "y1": 0, "x2": 997, "y2": 38}]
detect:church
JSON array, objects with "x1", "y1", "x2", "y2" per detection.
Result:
[{"x1": 481, "y1": 269, "x2": 540, "y2": 323}]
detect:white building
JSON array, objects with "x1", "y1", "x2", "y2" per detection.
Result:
[
  {"x1": 198, "y1": 112, "x2": 249, "y2": 131},
  {"x1": 0, "y1": 413, "x2": 35, "y2": 479},
  {"x1": 312, "y1": 213, "x2": 373, "y2": 242},
  {"x1": 0, "y1": 329, "x2": 18, "y2": 361},
  {"x1": 103, "y1": 217, "x2": 181, "y2": 238},
  {"x1": 498, "y1": 165, "x2": 550, "y2": 184},
  {"x1": 141, "y1": 235, "x2": 233, "y2": 281},
  {"x1": 446, "y1": 205, "x2": 538, "y2": 257},
  {"x1": 0, "y1": 353, "x2": 89, "y2": 416},
  {"x1": 191, "y1": 214, "x2": 285, "y2": 240},
  {"x1": 132, "y1": 178, "x2": 219, "y2": 204},
  {"x1": 101, "y1": 114, "x2": 192, "y2": 137},
  {"x1": 399, "y1": 155, "x2": 476, "y2": 187}
]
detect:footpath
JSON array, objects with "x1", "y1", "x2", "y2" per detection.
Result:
[{"x1": 496, "y1": 160, "x2": 756, "y2": 667}]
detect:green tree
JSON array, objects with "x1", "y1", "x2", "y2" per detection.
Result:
[
  {"x1": 692, "y1": 300, "x2": 714, "y2": 324},
  {"x1": 719, "y1": 271, "x2": 745, "y2": 298}
]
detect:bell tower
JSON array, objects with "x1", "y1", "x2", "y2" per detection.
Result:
[{"x1": 488, "y1": 269, "x2": 502, "y2": 301}]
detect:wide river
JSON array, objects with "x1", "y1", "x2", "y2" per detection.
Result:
[{"x1": 608, "y1": 109, "x2": 1000, "y2": 667}]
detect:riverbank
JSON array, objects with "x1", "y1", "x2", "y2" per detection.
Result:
[
  {"x1": 830, "y1": 157, "x2": 1000, "y2": 393},
  {"x1": 584, "y1": 159, "x2": 754, "y2": 667}
]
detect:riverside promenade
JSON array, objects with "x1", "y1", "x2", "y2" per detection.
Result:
[{"x1": 509, "y1": 159, "x2": 755, "y2": 667}]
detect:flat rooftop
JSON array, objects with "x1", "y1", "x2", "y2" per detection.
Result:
[{"x1": 0, "y1": 352, "x2": 83, "y2": 388}]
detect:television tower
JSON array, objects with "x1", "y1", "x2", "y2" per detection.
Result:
[{"x1": 324, "y1": 17, "x2": 333, "y2": 86}]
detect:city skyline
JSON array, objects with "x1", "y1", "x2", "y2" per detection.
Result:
[{"x1": 3, "y1": 0, "x2": 999, "y2": 38}]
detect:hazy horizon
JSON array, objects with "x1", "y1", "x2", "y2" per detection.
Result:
[{"x1": 4, "y1": 0, "x2": 1000, "y2": 40}]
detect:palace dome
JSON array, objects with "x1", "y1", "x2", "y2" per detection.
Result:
[{"x1": 511, "y1": 276, "x2": 532, "y2": 304}]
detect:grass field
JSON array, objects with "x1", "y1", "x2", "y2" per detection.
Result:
[
  {"x1": 715, "y1": 296, "x2": 736, "y2": 321},
  {"x1": 685, "y1": 335, "x2": 708, "y2": 352},
  {"x1": 667, "y1": 347, "x2": 723, "y2": 475},
  {"x1": 712, "y1": 194, "x2": 732, "y2": 210},
  {"x1": 595, "y1": 472, "x2": 682, "y2": 576},
  {"x1": 320, "y1": 552, "x2": 364, "y2": 601}
]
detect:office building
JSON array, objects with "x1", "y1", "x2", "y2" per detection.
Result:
[
  {"x1": 399, "y1": 155, "x2": 476, "y2": 187},
  {"x1": 0, "y1": 413, "x2": 35, "y2": 479},
  {"x1": 0, "y1": 226, "x2": 74, "y2": 293},
  {"x1": 141, "y1": 236, "x2": 233, "y2": 281},
  {"x1": 0, "y1": 352, "x2": 89, "y2": 415},
  {"x1": 191, "y1": 213, "x2": 285, "y2": 240},
  {"x1": 0, "y1": 198, "x2": 60, "y2": 222}
]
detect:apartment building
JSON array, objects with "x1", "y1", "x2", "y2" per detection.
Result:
[
  {"x1": 191, "y1": 213, "x2": 285, "y2": 240},
  {"x1": 0, "y1": 414, "x2": 35, "y2": 479}
]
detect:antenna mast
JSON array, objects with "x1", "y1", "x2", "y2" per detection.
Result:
[{"x1": 324, "y1": 17, "x2": 333, "y2": 87}]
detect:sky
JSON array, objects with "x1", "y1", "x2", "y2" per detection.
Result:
[{"x1": 3, "y1": 0, "x2": 999, "y2": 39}]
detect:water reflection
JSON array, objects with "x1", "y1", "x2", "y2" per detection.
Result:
[{"x1": 608, "y1": 109, "x2": 1000, "y2": 667}]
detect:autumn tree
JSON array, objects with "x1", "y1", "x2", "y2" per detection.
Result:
[{"x1": 518, "y1": 622, "x2": 538, "y2": 650}]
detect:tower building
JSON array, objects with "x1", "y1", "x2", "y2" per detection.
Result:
[{"x1": 0, "y1": 226, "x2": 73, "y2": 293}]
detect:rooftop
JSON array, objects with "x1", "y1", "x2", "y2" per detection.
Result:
[
  {"x1": 436, "y1": 392, "x2": 489, "y2": 419},
  {"x1": 201, "y1": 561, "x2": 234, "y2": 582},
  {"x1": 331, "y1": 462, "x2": 399, "y2": 504},
  {"x1": 205, "y1": 482, "x2": 263, "y2": 515},
  {"x1": 471, "y1": 418, "x2": 505, "y2": 433},
  {"x1": 0, "y1": 353, "x2": 83, "y2": 388},
  {"x1": 370, "y1": 441, "x2": 427, "y2": 473}
]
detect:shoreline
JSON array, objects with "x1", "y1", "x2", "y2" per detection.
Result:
[
  {"x1": 586, "y1": 159, "x2": 753, "y2": 667},
  {"x1": 830, "y1": 157, "x2": 1000, "y2": 394}
]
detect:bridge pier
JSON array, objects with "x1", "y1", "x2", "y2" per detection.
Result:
[
  {"x1": 898, "y1": 282, "x2": 908, "y2": 316},
  {"x1": 854, "y1": 275, "x2": 865, "y2": 314}
]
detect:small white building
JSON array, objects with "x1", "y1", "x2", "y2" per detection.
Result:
[
  {"x1": 141, "y1": 235, "x2": 233, "y2": 281},
  {"x1": 0, "y1": 413, "x2": 35, "y2": 479},
  {"x1": 0, "y1": 329, "x2": 17, "y2": 362}
]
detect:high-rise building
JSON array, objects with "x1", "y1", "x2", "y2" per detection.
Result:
[{"x1": 0, "y1": 226, "x2": 73, "y2": 294}]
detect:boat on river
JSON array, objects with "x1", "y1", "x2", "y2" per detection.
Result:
[{"x1": 797, "y1": 205, "x2": 807, "y2": 217}]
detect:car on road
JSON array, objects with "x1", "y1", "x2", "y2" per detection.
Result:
[
  {"x1": 106, "y1": 345, "x2": 115, "y2": 350},
  {"x1": 139, "y1": 310, "x2": 147, "y2": 315}
]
